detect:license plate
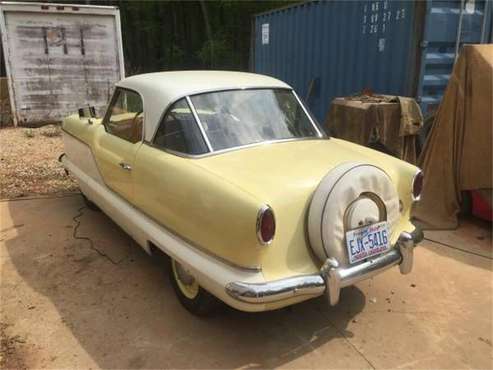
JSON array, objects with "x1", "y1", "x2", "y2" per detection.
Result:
[{"x1": 345, "y1": 221, "x2": 390, "y2": 264}]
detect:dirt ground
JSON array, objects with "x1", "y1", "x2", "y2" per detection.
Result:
[
  {"x1": 0, "y1": 195, "x2": 492, "y2": 369},
  {"x1": 0, "y1": 126, "x2": 78, "y2": 199}
]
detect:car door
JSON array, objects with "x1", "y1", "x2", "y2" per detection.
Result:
[
  {"x1": 94, "y1": 87, "x2": 144, "y2": 203},
  {"x1": 133, "y1": 97, "x2": 209, "y2": 227}
]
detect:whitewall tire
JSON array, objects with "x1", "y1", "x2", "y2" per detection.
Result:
[{"x1": 169, "y1": 258, "x2": 220, "y2": 316}]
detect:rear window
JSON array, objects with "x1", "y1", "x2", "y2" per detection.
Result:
[{"x1": 189, "y1": 89, "x2": 320, "y2": 151}]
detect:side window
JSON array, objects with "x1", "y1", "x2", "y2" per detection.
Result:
[
  {"x1": 104, "y1": 89, "x2": 144, "y2": 144},
  {"x1": 153, "y1": 98, "x2": 208, "y2": 155}
]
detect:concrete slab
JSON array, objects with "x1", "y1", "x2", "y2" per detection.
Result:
[
  {"x1": 1, "y1": 196, "x2": 492, "y2": 369},
  {"x1": 425, "y1": 217, "x2": 492, "y2": 259}
]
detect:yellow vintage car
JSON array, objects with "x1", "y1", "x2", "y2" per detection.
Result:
[{"x1": 61, "y1": 71, "x2": 423, "y2": 315}]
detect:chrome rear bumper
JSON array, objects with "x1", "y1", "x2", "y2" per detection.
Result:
[{"x1": 225, "y1": 228, "x2": 424, "y2": 306}]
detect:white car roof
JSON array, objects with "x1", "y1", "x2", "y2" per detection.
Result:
[{"x1": 116, "y1": 71, "x2": 292, "y2": 141}]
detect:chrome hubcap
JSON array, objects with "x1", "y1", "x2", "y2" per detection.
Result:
[
  {"x1": 175, "y1": 262, "x2": 195, "y2": 286},
  {"x1": 172, "y1": 259, "x2": 199, "y2": 299}
]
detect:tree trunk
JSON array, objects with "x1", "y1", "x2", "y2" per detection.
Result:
[{"x1": 199, "y1": 0, "x2": 214, "y2": 67}]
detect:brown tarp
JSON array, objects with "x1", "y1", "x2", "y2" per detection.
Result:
[
  {"x1": 325, "y1": 95, "x2": 423, "y2": 164},
  {"x1": 413, "y1": 44, "x2": 493, "y2": 229}
]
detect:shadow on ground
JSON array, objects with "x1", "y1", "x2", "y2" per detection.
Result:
[
  {"x1": 422, "y1": 215, "x2": 492, "y2": 271},
  {"x1": 2, "y1": 195, "x2": 370, "y2": 369}
]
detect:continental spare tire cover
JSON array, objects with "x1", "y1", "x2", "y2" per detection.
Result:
[{"x1": 308, "y1": 162, "x2": 400, "y2": 266}]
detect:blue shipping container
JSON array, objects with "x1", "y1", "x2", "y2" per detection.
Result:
[{"x1": 253, "y1": 0, "x2": 492, "y2": 122}]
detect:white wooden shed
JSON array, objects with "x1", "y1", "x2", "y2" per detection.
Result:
[{"x1": 0, "y1": 2, "x2": 125, "y2": 126}]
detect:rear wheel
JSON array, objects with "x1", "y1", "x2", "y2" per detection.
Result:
[{"x1": 169, "y1": 258, "x2": 219, "y2": 316}]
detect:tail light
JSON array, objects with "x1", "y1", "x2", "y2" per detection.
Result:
[
  {"x1": 412, "y1": 170, "x2": 424, "y2": 201},
  {"x1": 257, "y1": 205, "x2": 275, "y2": 245}
]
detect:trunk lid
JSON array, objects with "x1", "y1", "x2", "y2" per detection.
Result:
[{"x1": 194, "y1": 138, "x2": 407, "y2": 202}]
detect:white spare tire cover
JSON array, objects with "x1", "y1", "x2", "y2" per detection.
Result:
[{"x1": 308, "y1": 162, "x2": 400, "y2": 266}]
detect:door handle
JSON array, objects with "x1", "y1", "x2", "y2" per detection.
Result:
[{"x1": 119, "y1": 162, "x2": 132, "y2": 171}]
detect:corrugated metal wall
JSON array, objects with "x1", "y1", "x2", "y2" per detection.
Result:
[
  {"x1": 253, "y1": 0, "x2": 492, "y2": 122},
  {"x1": 417, "y1": 0, "x2": 492, "y2": 114}
]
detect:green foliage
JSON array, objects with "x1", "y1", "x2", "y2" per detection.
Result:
[
  {"x1": 28, "y1": 0, "x2": 289, "y2": 73},
  {"x1": 197, "y1": 32, "x2": 234, "y2": 68},
  {"x1": 115, "y1": 0, "x2": 288, "y2": 74},
  {"x1": 23, "y1": 129, "x2": 34, "y2": 138}
]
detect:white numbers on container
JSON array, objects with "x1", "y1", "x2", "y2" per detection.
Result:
[
  {"x1": 396, "y1": 8, "x2": 406, "y2": 20},
  {"x1": 362, "y1": 0, "x2": 400, "y2": 35}
]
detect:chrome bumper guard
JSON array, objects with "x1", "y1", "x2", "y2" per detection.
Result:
[{"x1": 225, "y1": 228, "x2": 424, "y2": 306}]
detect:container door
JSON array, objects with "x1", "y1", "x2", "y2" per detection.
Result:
[
  {"x1": 0, "y1": 8, "x2": 123, "y2": 125},
  {"x1": 416, "y1": 0, "x2": 492, "y2": 115}
]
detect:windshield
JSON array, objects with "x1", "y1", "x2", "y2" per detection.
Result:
[{"x1": 189, "y1": 89, "x2": 321, "y2": 151}]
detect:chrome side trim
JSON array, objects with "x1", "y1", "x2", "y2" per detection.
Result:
[
  {"x1": 143, "y1": 137, "x2": 327, "y2": 159},
  {"x1": 226, "y1": 228, "x2": 424, "y2": 306},
  {"x1": 225, "y1": 275, "x2": 325, "y2": 304},
  {"x1": 152, "y1": 224, "x2": 262, "y2": 273},
  {"x1": 186, "y1": 95, "x2": 213, "y2": 152},
  {"x1": 292, "y1": 90, "x2": 324, "y2": 138},
  {"x1": 61, "y1": 152, "x2": 261, "y2": 273}
]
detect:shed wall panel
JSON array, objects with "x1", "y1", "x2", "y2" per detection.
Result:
[{"x1": 1, "y1": 6, "x2": 124, "y2": 125}]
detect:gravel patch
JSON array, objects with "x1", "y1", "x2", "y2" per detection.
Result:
[
  {"x1": 0, "y1": 322, "x2": 27, "y2": 370},
  {"x1": 0, "y1": 125, "x2": 78, "y2": 199}
]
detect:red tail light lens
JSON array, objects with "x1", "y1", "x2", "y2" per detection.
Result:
[
  {"x1": 257, "y1": 206, "x2": 275, "y2": 245},
  {"x1": 412, "y1": 170, "x2": 423, "y2": 201}
]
